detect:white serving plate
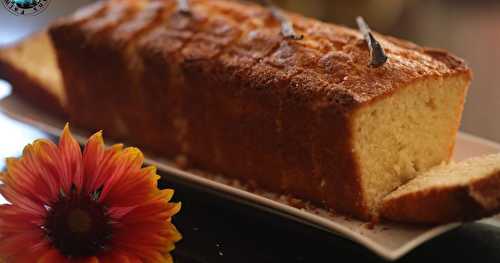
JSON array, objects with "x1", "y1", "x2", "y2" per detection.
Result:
[{"x1": 1, "y1": 94, "x2": 499, "y2": 261}]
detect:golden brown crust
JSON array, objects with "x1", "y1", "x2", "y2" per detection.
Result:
[
  {"x1": 469, "y1": 171, "x2": 500, "y2": 211},
  {"x1": 381, "y1": 171, "x2": 500, "y2": 224},
  {"x1": 47, "y1": 0, "x2": 471, "y2": 219},
  {"x1": 50, "y1": 0, "x2": 148, "y2": 137},
  {"x1": 54, "y1": 0, "x2": 473, "y2": 112}
]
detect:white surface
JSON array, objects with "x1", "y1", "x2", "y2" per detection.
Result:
[
  {"x1": 0, "y1": 82, "x2": 46, "y2": 170},
  {"x1": 1, "y1": 94, "x2": 499, "y2": 261}
]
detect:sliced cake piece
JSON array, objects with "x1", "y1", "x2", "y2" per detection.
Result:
[
  {"x1": 0, "y1": 1, "x2": 109, "y2": 116},
  {"x1": 0, "y1": 31, "x2": 65, "y2": 116},
  {"x1": 381, "y1": 153, "x2": 500, "y2": 224}
]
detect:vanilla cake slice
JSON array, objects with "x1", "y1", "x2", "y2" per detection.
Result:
[{"x1": 382, "y1": 153, "x2": 500, "y2": 223}]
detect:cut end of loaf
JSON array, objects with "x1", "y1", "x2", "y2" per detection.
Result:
[
  {"x1": 352, "y1": 75, "x2": 469, "y2": 217},
  {"x1": 381, "y1": 153, "x2": 500, "y2": 224},
  {"x1": 0, "y1": 31, "x2": 65, "y2": 115}
]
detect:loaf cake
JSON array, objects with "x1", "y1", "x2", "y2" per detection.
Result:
[
  {"x1": 1, "y1": 0, "x2": 471, "y2": 220},
  {"x1": 382, "y1": 153, "x2": 500, "y2": 224}
]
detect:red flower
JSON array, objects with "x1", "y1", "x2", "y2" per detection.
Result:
[{"x1": 0, "y1": 124, "x2": 181, "y2": 262}]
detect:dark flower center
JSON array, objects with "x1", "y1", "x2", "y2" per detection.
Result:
[{"x1": 44, "y1": 187, "x2": 112, "y2": 258}]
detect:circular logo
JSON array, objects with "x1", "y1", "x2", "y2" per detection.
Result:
[{"x1": 3, "y1": 0, "x2": 51, "y2": 16}]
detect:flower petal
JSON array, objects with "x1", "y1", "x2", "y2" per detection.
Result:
[
  {"x1": 83, "y1": 141, "x2": 123, "y2": 194},
  {"x1": 0, "y1": 205, "x2": 44, "y2": 233},
  {"x1": 102, "y1": 166, "x2": 159, "y2": 207},
  {"x1": 98, "y1": 147, "x2": 144, "y2": 203},
  {"x1": 37, "y1": 249, "x2": 69, "y2": 263},
  {"x1": 72, "y1": 256, "x2": 99, "y2": 263},
  {"x1": 0, "y1": 228, "x2": 47, "y2": 261},
  {"x1": 82, "y1": 131, "x2": 104, "y2": 193},
  {"x1": 2, "y1": 139, "x2": 62, "y2": 206},
  {"x1": 110, "y1": 199, "x2": 181, "y2": 262},
  {"x1": 0, "y1": 185, "x2": 45, "y2": 217},
  {"x1": 98, "y1": 251, "x2": 131, "y2": 263},
  {"x1": 5, "y1": 241, "x2": 49, "y2": 263},
  {"x1": 58, "y1": 124, "x2": 83, "y2": 192}
]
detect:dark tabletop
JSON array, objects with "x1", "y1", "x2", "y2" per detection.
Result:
[{"x1": 1, "y1": 1, "x2": 500, "y2": 262}]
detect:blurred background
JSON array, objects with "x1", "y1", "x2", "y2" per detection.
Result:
[{"x1": 0, "y1": 0, "x2": 499, "y2": 142}]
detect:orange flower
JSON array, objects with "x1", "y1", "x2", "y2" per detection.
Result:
[{"x1": 0, "y1": 124, "x2": 181, "y2": 262}]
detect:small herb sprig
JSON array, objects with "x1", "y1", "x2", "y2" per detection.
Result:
[
  {"x1": 260, "y1": 0, "x2": 303, "y2": 40},
  {"x1": 356, "y1": 16, "x2": 387, "y2": 67},
  {"x1": 177, "y1": 0, "x2": 191, "y2": 15}
]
